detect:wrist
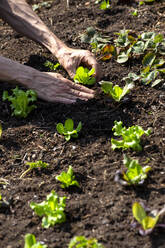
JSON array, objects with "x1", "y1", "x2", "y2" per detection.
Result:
[{"x1": 45, "y1": 32, "x2": 68, "y2": 58}]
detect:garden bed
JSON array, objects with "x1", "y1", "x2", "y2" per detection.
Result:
[{"x1": 0, "y1": 0, "x2": 165, "y2": 247}]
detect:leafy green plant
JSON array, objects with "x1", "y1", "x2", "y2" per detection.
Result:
[
  {"x1": 32, "y1": 1, "x2": 52, "y2": 11},
  {"x1": 74, "y1": 66, "x2": 96, "y2": 85},
  {"x1": 115, "y1": 154, "x2": 151, "y2": 186},
  {"x1": 56, "y1": 166, "x2": 80, "y2": 189},
  {"x1": 140, "y1": 0, "x2": 156, "y2": 4},
  {"x1": 132, "y1": 202, "x2": 165, "y2": 236},
  {"x1": 44, "y1": 60, "x2": 60, "y2": 71},
  {"x1": 114, "y1": 30, "x2": 133, "y2": 48},
  {"x1": 99, "y1": 44, "x2": 116, "y2": 61},
  {"x1": 24, "y1": 233, "x2": 47, "y2": 248},
  {"x1": 30, "y1": 190, "x2": 66, "y2": 228},
  {"x1": 3, "y1": 86, "x2": 37, "y2": 118},
  {"x1": 80, "y1": 27, "x2": 98, "y2": 44},
  {"x1": 69, "y1": 236, "x2": 104, "y2": 248},
  {"x1": 100, "y1": 0, "x2": 110, "y2": 10},
  {"x1": 139, "y1": 1, "x2": 144, "y2": 5},
  {"x1": 20, "y1": 160, "x2": 49, "y2": 178},
  {"x1": 100, "y1": 81, "x2": 134, "y2": 102},
  {"x1": 114, "y1": 30, "x2": 165, "y2": 64},
  {"x1": 124, "y1": 52, "x2": 165, "y2": 87},
  {"x1": 56, "y1": 118, "x2": 82, "y2": 141},
  {"x1": 80, "y1": 27, "x2": 110, "y2": 54},
  {"x1": 111, "y1": 121, "x2": 151, "y2": 151},
  {"x1": 131, "y1": 9, "x2": 138, "y2": 17}
]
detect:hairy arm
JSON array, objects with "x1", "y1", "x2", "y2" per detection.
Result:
[
  {"x1": 0, "y1": 56, "x2": 94, "y2": 103},
  {"x1": 0, "y1": 0, "x2": 101, "y2": 80},
  {"x1": 0, "y1": 0, "x2": 66, "y2": 56},
  {"x1": 0, "y1": 0, "x2": 98, "y2": 103}
]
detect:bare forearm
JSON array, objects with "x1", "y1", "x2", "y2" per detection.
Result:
[
  {"x1": 0, "y1": 0, "x2": 66, "y2": 56},
  {"x1": 0, "y1": 56, "x2": 95, "y2": 103},
  {"x1": 0, "y1": 55, "x2": 38, "y2": 88}
]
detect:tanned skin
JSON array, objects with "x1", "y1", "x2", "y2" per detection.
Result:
[{"x1": 0, "y1": 0, "x2": 101, "y2": 103}]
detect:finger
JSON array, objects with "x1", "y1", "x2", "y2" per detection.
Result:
[
  {"x1": 69, "y1": 81, "x2": 95, "y2": 94},
  {"x1": 62, "y1": 77, "x2": 95, "y2": 95},
  {"x1": 69, "y1": 88, "x2": 94, "y2": 100},
  {"x1": 56, "y1": 88, "x2": 94, "y2": 101},
  {"x1": 50, "y1": 97, "x2": 76, "y2": 104},
  {"x1": 51, "y1": 93, "x2": 90, "y2": 104},
  {"x1": 83, "y1": 55, "x2": 102, "y2": 82},
  {"x1": 67, "y1": 68, "x2": 76, "y2": 79}
]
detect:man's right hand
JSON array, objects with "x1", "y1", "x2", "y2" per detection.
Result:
[{"x1": 30, "y1": 71, "x2": 95, "y2": 104}]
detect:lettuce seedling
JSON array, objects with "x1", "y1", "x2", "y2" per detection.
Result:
[
  {"x1": 100, "y1": 81, "x2": 134, "y2": 102},
  {"x1": 3, "y1": 86, "x2": 37, "y2": 118},
  {"x1": 20, "y1": 160, "x2": 49, "y2": 178},
  {"x1": 69, "y1": 236, "x2": 104, "y2": 248},
  {"x1": 30, "y1": 190, "x2": 66, "y2": 228},
  {"x1": 131, "y1": 9, "x2": 138, "y2": 17},
  {"x1": 115, "y1": 155, "x2": 151, "y2": 186},
  {"x1": 111, "y1": 121, "x2": 151, "y2": 151},
  {"x1": 74, "y1": 66, "x2": 96, "y2": 85},
  {"x1": 56, "y1": 166, "x2": 80, "y2": 189},
  {"x1": 100, "y1": 0, "x2": 110, "y2": 10},
  {"x1": 56, "y1": 118, "x2": 82, "y2": 141},
  {"x1": 44, "y1": 60, "x2": 60, "y2": 71},
  {"x1": 132, "y1": 202, "x2": 165, "y2": 236},
  {"x1": 24, "y1": 233, "x2": 47, "y2": 248}
]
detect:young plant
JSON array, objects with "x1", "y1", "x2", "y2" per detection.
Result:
[
  {"x1": 111, "y1": 121, "x2": 151, "y2": 151},
  {"x1": 24, "y1": 233, "x2": 47, "y2": 248},
  {"x1": 80, "y1": 27, "x2": 99, "y2": 44},
  {"x1": 32, "y1": 1, "x2": 52, "y2": 11},
  {"x1": 20, "y1": 160, "x2": 49, "y2": 178},
  {"x1": 131, "y1": 9, "x2": 138, "y2": 17},
  {"x1": 30, "y1": 190, "x2": 66, "y2": 228},
  {"x1": 123, "y1": 64, "x2": 164, "y2": 88},
  {"x1": 44, "y1": 60, "x2": 60, "y2": 71},
  {"x1": 114, "y1": 30, "x2": 165, "y2": 64},
  {"x1": 80, "y1": 27, "x2": 110, "y2": 54},
  {"x1": 0, "y1": 194, "x2": 10, "y2": 209},
  {"x1": 115, "y1": 154, "x2": 151, "y2": 186},
  {"x1": 100, "y1": 44, "x2": 116, "y2": 61},
  {"x1": 3, "y1": 86, "x2": 37, "y2": 118},
  {"x1": 114, "y1": 30, "x2": 133, "y2": 48},
  {"x1": 132, "y1": 202, "x2": 165, "y2": 236},
  {"x1": 56, "y1": 118, "x2": 82, "y2": 141},
  {"x1": 100, "y1": 0, "x2": 110, "y2": 10},
  {"x1": 74, "y1": 66, "x2": 96, "y2": 85},
  {"x1": 56, "y1": 166, "x2": 80, "y2": 189},
  {"x1": 100, "y1": 81, "x2": 134, "y2": 102},
  {"x1": 69, "y1": 236, "x2": 104, "y2": 248}
]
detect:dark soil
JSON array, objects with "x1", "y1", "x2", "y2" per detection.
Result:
[{"x1": 0, "y1": 0, "x2": 165, "y2": 247}]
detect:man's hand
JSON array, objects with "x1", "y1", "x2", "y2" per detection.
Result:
[
  {"x1": 0, "y1": 0, "x2": 99, "y2": 103},
  {"x1": 30, "y1": 71, "x2": 94, "y2": 104},
  {"x1": 0, "y1": 56, "x2": 94, "y2": 104},
  {"x1": 56, "y1": 47, "x2": 101, "y2": 82}
]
